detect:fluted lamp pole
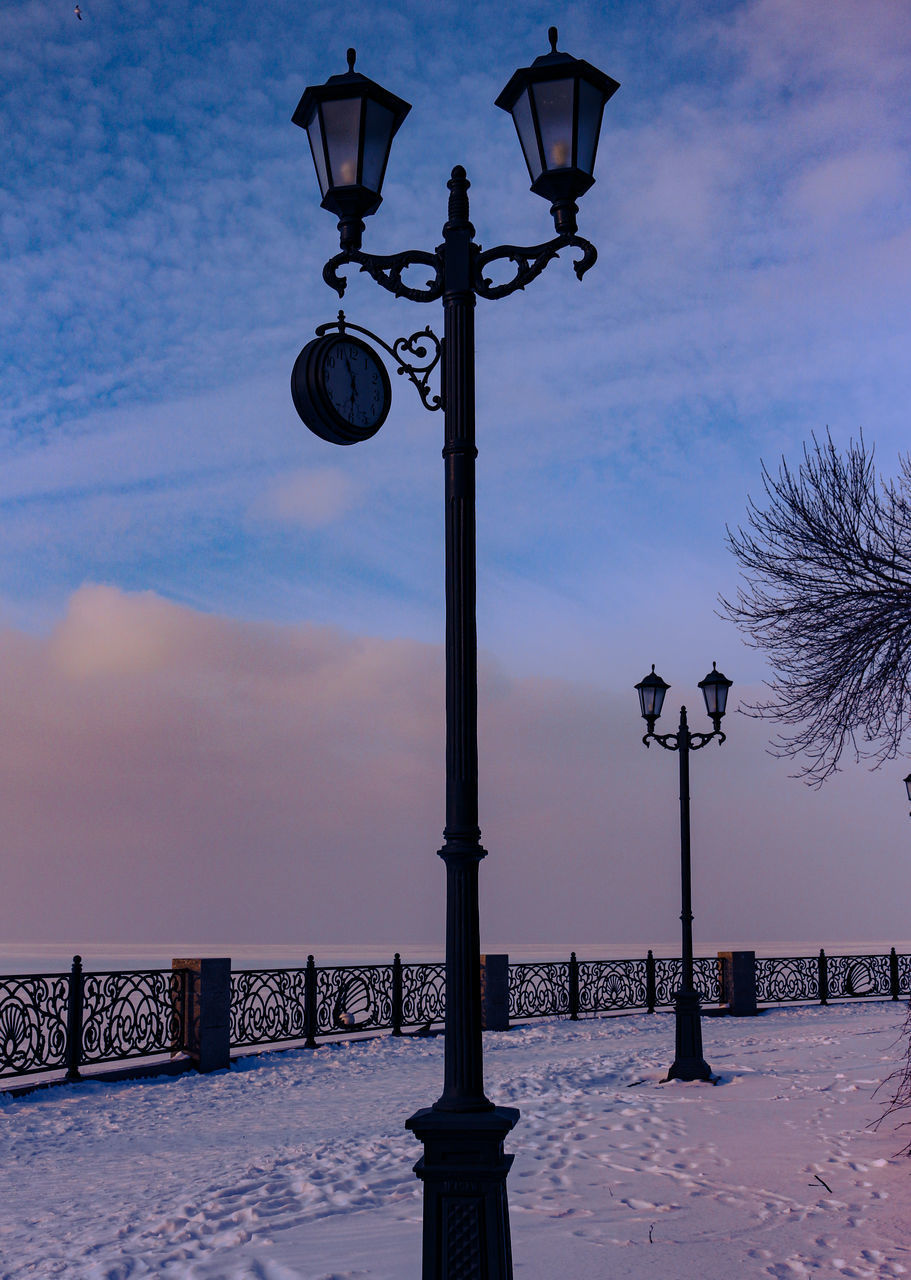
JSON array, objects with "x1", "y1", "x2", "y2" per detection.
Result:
[
  {"x1": 292, "y1": 28, "x2": 619, "y2": 1280},
  {"x1": 636, "y1": 663, "x2": 733, "y2": 1082}
]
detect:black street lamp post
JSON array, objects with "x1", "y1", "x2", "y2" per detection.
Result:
[
  {"x1": 292, "y1": 29, "x2": 619, "y2": 1280},
  {"x1": 904, "y1": 773, "x2": 911, "y2": 816},
  {"x1": 635, "y1": 663, "x2": 733, "y2": 1082}
]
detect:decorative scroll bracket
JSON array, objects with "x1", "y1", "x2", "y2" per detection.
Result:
[
  {"x1": 315, "y1": 311, "x2": 443, "y2": 413},
  {"x1": 322, "y1": 234, "x2": 596, "y2": 305},
  {"x1": 644, "y1": 729, "x2": 726, "y2": 752},
  {"x1": 323, "y1": 248, "x2": 444, "y2": 302},
  {"x1": 474, "y1": 233, "x2": 597, "y2": 301}
]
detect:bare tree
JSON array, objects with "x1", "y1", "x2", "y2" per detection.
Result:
[
  {"x1": 722, "y1": 431, "x2": 911, "y2": 786},
  {"x1": 875, "y1": 1000, "x2": 911, "y2": 1157}
]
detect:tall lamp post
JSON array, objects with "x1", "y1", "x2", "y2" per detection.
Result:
[
  {"x1": 291, "y1": 30, "x2": 619, "y2": 1280},
  {"x1": 635, "y1": 663, "x2": 733, "y2": 1082},
  {"x1": 904, "y1": 773, "x2": 911, "y2": 816}
]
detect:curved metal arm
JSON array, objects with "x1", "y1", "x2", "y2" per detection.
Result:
[
  {"x1": 323, "y1": 248, "x2": 444, "y2": 302},
  {"x1": 643, "y1": 728, "x2": 726, "y2": 751},
  {"x1": 315, "y1": 311, "x2": 443, "y2": 413},
  {"x1": 474, "y1": 234, "x2": 597, "y2": 301}
]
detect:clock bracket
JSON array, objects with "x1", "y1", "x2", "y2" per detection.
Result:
[{"x1": 314, "y1": 311, "x2": 443, "y2": 415}]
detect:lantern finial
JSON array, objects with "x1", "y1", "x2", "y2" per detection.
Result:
[
  {"x1": 346, "y1": 48, "x2": 356, "y2": 72},
  {"x1": 548, "y1": 26, "x2": 558, "y2": 53}
]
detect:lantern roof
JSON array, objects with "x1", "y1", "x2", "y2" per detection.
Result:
[
  {"x1": 292, "y1": 49, "x2": 411, "y2": 133},
  {"x1": 495, "y1": 27, "x2": 620, "y2": 113}
]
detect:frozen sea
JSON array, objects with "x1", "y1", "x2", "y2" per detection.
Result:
[
  {"x1": 2, "y1": 938, "x2": 909, "y2": 974},
  {"x1": 1, "y1": 999, "x2": 909, "y2": 1278}
]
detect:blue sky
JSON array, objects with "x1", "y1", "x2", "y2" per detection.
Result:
[{"x1": 1, "y1": 0, "x2": 910, "y2": 947}]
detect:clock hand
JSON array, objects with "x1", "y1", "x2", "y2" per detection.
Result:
[{"x1": 344, "y1": 351, "x2": 358, "y2": 402}]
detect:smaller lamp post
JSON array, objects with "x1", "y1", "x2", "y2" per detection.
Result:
[
  {"x1": 904, "y1": 773, "x2": 911, "y2": 816},
  {"x1": 635, "y1": 662, "x2": 733, "y2": 1082}
]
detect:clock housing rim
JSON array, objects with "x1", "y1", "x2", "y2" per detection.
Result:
[{"x1": 291, "y1": 333, "x2": 391, "y2": 445}]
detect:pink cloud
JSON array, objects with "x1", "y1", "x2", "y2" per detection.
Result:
[
  {"x1": 253, "y1": 467, "x2": 358, "y2": 528},
  {"x1": 0, "y1": 587, "x2": 907, "y2": 955}
]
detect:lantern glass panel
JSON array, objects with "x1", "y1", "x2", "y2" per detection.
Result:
[
  {"x1": 511, "y1": 87, "x2": 540, "y2": 181},
  {"x1": 700, "y1": 674, "x2": 730, "y2": 719},
  {"x1": 636, "y1": 674, "x2": 667, "y2": 721},
  {"x1": 361, "y1": 99, "x2": 396, "y2": 194},
  {"x1": 575, "y1": 78, "x2": 605, "y2": 175},
  {"x1": 531, "y1": 77, "x2": 575, "y2": 170},
  {"x1": 306, "y1": 115, "x2": 330, "y2": 198},
  {"x1": 321, "y1": 97, "x2": 362, "y2": 187}
]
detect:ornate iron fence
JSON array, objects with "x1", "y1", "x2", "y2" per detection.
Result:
[
  {"x1": 0, "y1": 957, "x2": 184, "y2": 1083},
  {"x1": 230, "y1": 956, "x2": 446, "y2": 1047},
  {"x1": 2, "y1": 947, "x2": 910, "y2": 1087},
  {"x1": 577, "y1": 958, "x2": 650, "y2": 1014},
  {"x1": 0, "y1": 971, "x2": 70, "y2": 1078},
  {"x1": 654, "y1": 957, "x2": 721, "y2": 1007},
  {"x1": 231, "y1": 966, "x2": 311, "y2": 1048},
  {"x1": 756, "y1": 950, "x2": 905, "y2": 1005},
  {"x1": 315, "y1": 963, "x2": 395, "y2": 1034},
  {"x1": 400, "y1": 961, "x2": 445, "y2": 1030},
  {"x1": 509, "y1": 953, "x2": 721, "y2": 1021},
  {"x1": 509, "y1": 961, "x2": 571, "y2": 1019},
  {"x1": 755, "y1": 955, "x2": 820, "y2": 1003},
  {"x1": 79, "y1": 969, "x2": 184, "y2": 1067},
  {"x1": 827, "y1": 952, "x2": 892, "y2": 999}
]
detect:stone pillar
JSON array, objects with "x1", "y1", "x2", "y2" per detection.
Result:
[
  {"x1": 480, "y1": 954, "x2": 510, "y2": 1031},
  {"x1": 173, "y1": 958, "x2": 231, "y2": 1072},
  {"x1": 718, "y1": 951, "x2": 757, "y2": 1016}
]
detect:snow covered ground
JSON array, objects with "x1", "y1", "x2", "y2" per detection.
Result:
[{"x1": 1, "y1": 1001, "x2": 909, "y2": 1279}]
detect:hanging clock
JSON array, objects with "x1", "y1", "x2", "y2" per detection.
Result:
[{"x1": 291, "y1": 333, "x2": 392, "y2": 445}]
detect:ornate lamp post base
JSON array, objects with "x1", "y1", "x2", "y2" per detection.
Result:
[
  {"x1": 666, "y1": 987, "x2": 713, "y2": 1082},
  {"x1": 406, "y1": 1104, "x2": 520, "y2": 1280}
]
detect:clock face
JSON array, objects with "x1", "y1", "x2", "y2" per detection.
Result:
[{"x1": 322, "y1": 338, "x2": 388, "y2": 429}]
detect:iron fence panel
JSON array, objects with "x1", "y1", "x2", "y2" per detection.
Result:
[
  {"x1": 826, "y1": 953, "x2": 891, "y2": 999},
  {"x1": 316, "y1": 964, "x2": 394, "y2": 1035},
  {"x1": 755, "y1": 956, "x2": 819, "y2": 1003},
  {"x1": 0, "y1": 973, "x2": 69, "y2": 1078},
  {"x1": 577, "y1": 959, "x2": 648, "y2": 1013},
  {"x1": 231, "y1": 968, "x2": 309, "y2": 1047},
  {"x1": 509, "y1": 962, "x2": 569, "y2": 1019},
  {"x1": 400, "y1": 963, "x2": 445, "y2": 1028},
  {"x1": 80, "y1": 970, "x2": 183, "y2": 1065},
  {"x1": 897, "y1": 954, "x2": 911, "y2": 995},
  {"x1": 654, "y1": 957, "x2": 720, "y2": 1007}
]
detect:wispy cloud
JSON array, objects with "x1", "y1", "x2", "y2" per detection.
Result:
[{"x1": 1, "y1": 3, "x2": 909, "y2": 719}]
